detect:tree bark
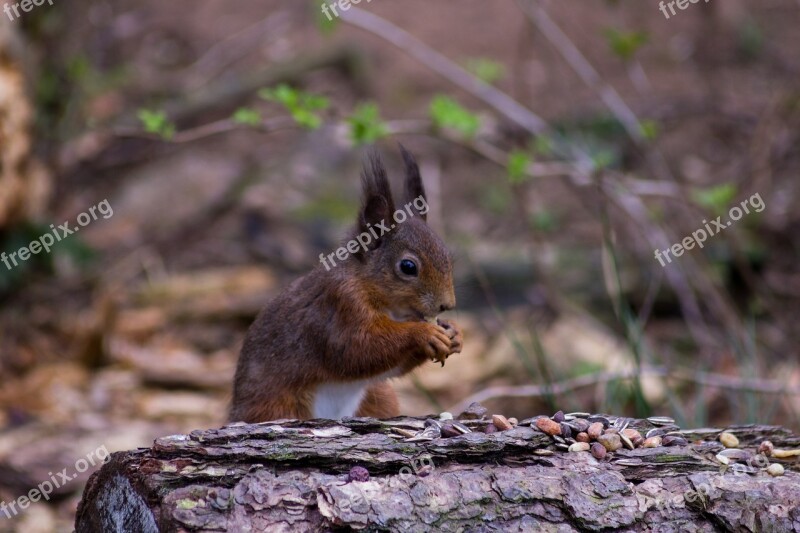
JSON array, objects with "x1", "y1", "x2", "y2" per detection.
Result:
[{"x1": 75, "y1": 416, "x2": 800, "y2": 532}]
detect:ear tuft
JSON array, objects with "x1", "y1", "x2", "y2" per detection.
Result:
[
  {"x1": 399, "y1": 144, "x2": 427, "y2": 221},
  {"x1": 357, "y1": 150, "x2": 395, "y2": 250}
]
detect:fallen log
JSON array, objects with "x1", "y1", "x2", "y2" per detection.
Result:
[{"x1": 75, "y1": 414, "x2": 800, "y2": 532}]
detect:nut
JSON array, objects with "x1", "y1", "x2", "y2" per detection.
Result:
[
  {"x1": 492, "y1": 414, "x2": 513, "y2": 431},
  {"x1": 484, "y1": 424, "x2": 498, "y2": 434},
  {"x1": 597, "y1": 433, "x2": 622, "y2": 452},
  {"x1": 576, "y1": 432, "x2": 590, "y2": 443},
  {"x1": 591, "y1": 442, "x2": 607, "y2": 460},
  {"x1": 719, "y1": 432, "x2": 739, "y2": 449},
  {"x1": 758, "y1": 440, "x2": 774, "y2": 457},
  {"x1": 767, "y1": 464, "x2": 785, "y2": 477},
  {"x1": 535, "y1": 417, "x2": 562, "y2": 436},
  {"x1": 552, "y1": 410, "x2": 565, "y2": 423},
  {"x1": 643, "y1": 436, "x2": 662, "y2": 448},
  {"x1": 587, "y1": 422, "x2": 604, "y2": 440},
  {"x1": 569, "y1": 442, "x2": 590, "y2": 453}
]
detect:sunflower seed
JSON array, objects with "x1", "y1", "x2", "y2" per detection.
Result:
[{"x1": 647, "y1": 416, "x2": 675, "y2": 426}]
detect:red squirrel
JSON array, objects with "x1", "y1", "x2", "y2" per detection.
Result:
[{"x1": 230, "y1": 147, "x2": 462, "y2": 422}]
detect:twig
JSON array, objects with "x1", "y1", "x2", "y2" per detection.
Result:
[
  {"x1": 338, "y1": 6, "x2": 551, "y2": 137},
  {"x1": 516, "y1": 0, "x2": 644, "y2": 144},
  {"x1": 114, "y1": 117, "x2": 296, "y2": 143},
  {"x1": 450, "y1": 366, "x2": 800, "y2": 414}
]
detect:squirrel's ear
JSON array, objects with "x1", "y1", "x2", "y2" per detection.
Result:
[
  {"x1": 399, "y1": 145, "x2": 427, "y2": 222},
  {"x1": 357, "y1": 150, "x2": 395, "y2": 251}
]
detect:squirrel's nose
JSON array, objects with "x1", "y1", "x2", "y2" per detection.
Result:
[{"x1": 439, "y1": 302, "x2": 454, "y2": 312}]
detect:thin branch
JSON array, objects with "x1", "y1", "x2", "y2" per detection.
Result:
[
  {"x1": 338, "y1": 6, "x2": 551, "y2": 137},
  {"x1": 516, "y1": 0, "x2": 644, "y2": 144},
  {"x1": 450, "y1": 366, "x2": 800, "y2": 414},
  {"x1": 113, "y1": 117, "x2": 296, "y2": 143}
]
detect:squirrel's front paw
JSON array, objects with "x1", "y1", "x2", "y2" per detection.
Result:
[
  {"x1": 421, "y1": 323, "x2": 452, "y2": 365},
  {"x1": 437, "y1": 318, "x2": 463, "y2": 357}
]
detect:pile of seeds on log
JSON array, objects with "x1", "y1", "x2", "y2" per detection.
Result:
[{"x1": 387, "y1": 402, "x2": 797, "y2": 477}]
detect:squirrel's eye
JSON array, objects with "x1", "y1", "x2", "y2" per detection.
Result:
[{"x1": 399, "y1": 259, "x2": 418, "y2": 277}]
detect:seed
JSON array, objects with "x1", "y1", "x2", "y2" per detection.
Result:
[
  {"x1": 591, "y1": 442, "x2": 607, "y2": 460},
  {"x1": 648, "y1": 416, "x2": 675, "y2": 426},
  {"x1": 576, "y1": 432, "x2": 590, "y2": 443},
  {"x1": 348, "y1": 466, "x2": 369, "y2": 482},
  {"x1": 492, "y1": 414, "x2": 513, "y2": 431},
  {"x1": 451, "y1": 421, "x2": 471, "y2": 434},
  {"x1": 622, "y1": 428, "x2": 644, "y2": 448},
  {"x1": 534, "y1": 449, "x2": 554, "y2": 456},
  {"x1": 508, "y1": 417, "x2": 519, "y2": 426},
  {"x1": 571, "y1": 419, "x2": 590, "y2": 433},
  {"x1": 622, "y1": 428, "x2": 642, "y2": 441},
  {"x1": 719, "y1": 432, "x2": 739, "y2": 449},
  {"x1": 715, "y1": 453, "x2": 730, "y2": 465},
  {"x1": 440, "y1": 423, "x2": 461, "y2": 438},
  {"x1": 425, "y1": 418, "x2": 442, "y2": 429},
  {"x1": 604, "y1": 427, "x2": 620, "y2": 435},
  {"x1": 588, "y1": 416, "x2": 610, "y2": 428},
  {"x1": 535, "y1": 417, "x2": 562, "y2": 436},
  {"x1": 552, "y1": 435, "x2": 567, "y2": 444},
  {"x1": 614, "y1": 459, "x2": 643, "y2": 466},
  {"x1": 587, "y1": 422, "x2": 604, "y2": 440},
  {"x1": 555, "y1": 442, "x2": 570, "y2": 451},
  {"x1": 552, "y1": 410, "x2": 565, "y2": 423},
  {"x1": 646, "y1": 428, "x2": 669, "y2": 439},
  {"x1": 566, "y1": 412, "x2": 591, "y2": 419},
  {"x1": 597, "y1": 433, "x2": 622, "y2": 452},
  {"x1": 459, "y1": 402, "x2": 488, "y2": 420},
  {"x1": 718, "y1": 449, "x2": 750, "y2": 461},
  {"x1": 620, "y1": 434, "x2": 635, "y2": 450},
  {"x1": 758, "y1": 441, "x2": 774, "y2": 457},
  {"x1": 560, "y1": 423, "x2": 572, "y2": 439},
  {"x1": 767, "y1": 464, "x2": 785, "y2": 477},
  {"x1": 439, "y1": 412, "x2": 454, "y2": 421},
  {"x1": 662, "y1": 436, "x2": 687, "y2": 447},
  {"x1": 643, "y1": 436, "x2": 662, "y2": 448},
  {"x1": 569, "y1": 442, "x2": 590, "y2": 452},
  {"x1": 484, "y1": 424, "x2": 498, "y2": 434}
]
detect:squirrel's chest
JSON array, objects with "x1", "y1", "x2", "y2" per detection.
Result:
[
  {"x1": 312, "y1": 380, "x2": 370, "y2": 419},
  {"x1": 312, "y1": 369, "x2": 400, "y2": 419}
]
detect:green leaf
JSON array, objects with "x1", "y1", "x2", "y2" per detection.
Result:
[
  {"x1": 464, "y1": 58, "x2": 505, "y2": 84},
  {"x1": 639, "y1": 119, "x2": 659, "y2": 141},
  {"x1": 259, "y1": 84, "x2": 329, "y2": 129},
  {"x1": 507, "y1": 150, "x2": 532, "y2": 184},
  {"x1": 137, "y1": 109, "x2": 175, "y2": 140},
  {"x1": 429, "y1": 95, "x2": 481, "y2": 138},
  {"x1": 691, "y1": 184, "x2": 738, "y2": 214},
  {"x1": 604, "y1": 29, "x2": 648, "y2": 62},
  {"x1": 232, "y1": 107, "x2": 262, "y2": 127},
  {"x1": 347, "y1": 103, "x2": 388, "y2": 145}
]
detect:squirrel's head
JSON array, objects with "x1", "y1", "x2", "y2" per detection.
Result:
[{"x1": 350, "y1": 146, "x2": 456, "y2": 322}]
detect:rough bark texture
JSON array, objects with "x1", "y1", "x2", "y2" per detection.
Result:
[{"x1": 75, "y1": 416, "x2": 800, "y2": 532}]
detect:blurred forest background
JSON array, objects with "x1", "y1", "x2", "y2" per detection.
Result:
[{"x1": 1, "y1": 0, "x2": 800, "y2": 529}]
